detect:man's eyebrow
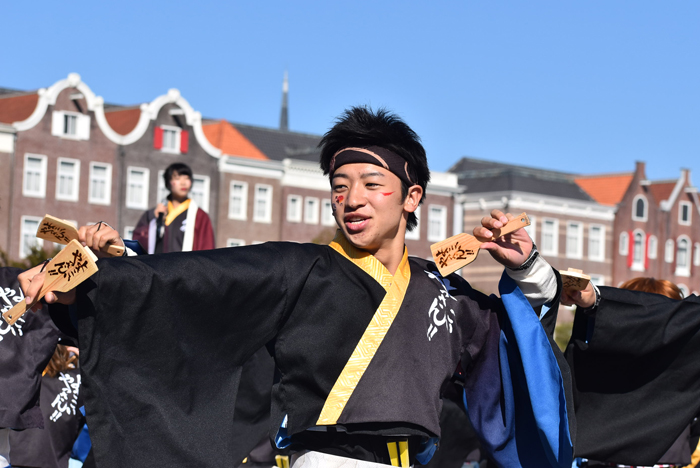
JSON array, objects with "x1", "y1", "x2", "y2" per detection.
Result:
[{"x1": 361, "y1": 172, "x2": 385, "y2": 179}]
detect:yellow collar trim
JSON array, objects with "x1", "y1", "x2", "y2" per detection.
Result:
[
  {"x1": 318, "y1": 232, "x2": 411, "y2": 425},
  {"x1": 165, "y1": 199, "x2": 191, "y2": 226}
]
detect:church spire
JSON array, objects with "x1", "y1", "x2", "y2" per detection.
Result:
[{"x1": 279, "y1": 70, "x2": 289, "y2": 131}]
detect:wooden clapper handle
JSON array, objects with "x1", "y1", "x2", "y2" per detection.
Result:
[
  {"x1": 430, "y1": 212, "x2": 531, "y2": 277},
  {"x1": 2, "y1": 240, "x2": 99, "y2": 326},
  {"x1": 36, "y1": 214, "x2": 125, "y2": 257}
]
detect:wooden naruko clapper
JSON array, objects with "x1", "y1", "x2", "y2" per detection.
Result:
[
  {"x1": 430, "y1": 212, "x2": 531, "y2": 277},
  {"x1": 37, "y1": 214, "x2": 125, "y2": 257},
  {"x1": 559, "y1": 268, "x2": 591, "y2": 291},
  {"x1": 2, "y1": 240, "x2": 98, "y2": 326}
]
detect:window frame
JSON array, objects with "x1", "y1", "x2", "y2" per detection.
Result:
[
  {"x1": 321, "y1": 199, "x2": 336, "y2": 227},
  {"x1": 253, "y1": 184, "x2": 273, "y2": 223},
  {"x1": 190, "y1": 174, "x2": 210, "y2": 213},
  {"x1": 676, "y1": 236, "x2": 691, "y2": 276},
  {"x1": 287, "y1": 195, "x2": 302, "y2": 223},
  {"x1": 588, "y1": 224, "x2": 605, "y2": 262},
  {"x1": 304, "y1": 197, "x2": 320, "y2": 225},
  {"x1": 619, "y1": 232, "x2": 629, "y2": 256},
  {"x1": 88, "y1": 162, "x2": 112, "y2": 205},
  {"x1": 19, "y1": 216, "x2": 44, "y2": 258},
  {"x1": 22, "y1": 153, "x2": 47, "y2": 198},
  {"x1": 665, "y1": 239, "x2": 675, "y2": 264},
  {"x1": 160, "y1": 125, "x2": 182, "y2": 154},
  {"x1": 648, "y1": 235, "x2": 658, "y2": 260},
  {"x1": 55, "y1": 157, "x2": 81, "y2": 202},
  {"x1": 228, "y1": 180, "x2": 249, "y2": 220},
  {"x1": 427, "y1": 205, "x2": 447, "y2": 242},
  {"x1": 227, "y1": 239, "x2": 246, "y2": 247},
  {"x1": 541, "y1": 218, "x2": 559, "y2": 256},
  {"x1": 631, "y1": 229, "x2": 645, "y2": 272},
  {"x1": 632, "y1": 195, "x2": 648, "y2": 222},
  {"x1": 565, "y1": 221, "x2": 584, "y2": 259},
  {"x1": 125, "y1": 166, "x2": 150, "y2": 210},
  {"x1": 405, "y1": 206, "x2": 421, "y2": 241},
  {"x1": 679, "y1": 201, "x2": 692, "y2": 226}
]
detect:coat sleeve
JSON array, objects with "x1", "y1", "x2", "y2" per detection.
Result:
[
  {"x1": 131, "y1": 209, "x2": 152, "y2": 247},
  {"x1": 72, "y1": 242, "x2": 318, "y2": 468},
  {"x1": 192, "y1": 208, "x2": 215, "y2": 251},
  {"x1": 566, "y1": 288, "x2": 700, "y2": 465}
]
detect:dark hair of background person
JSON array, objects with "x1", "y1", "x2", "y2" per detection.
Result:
[
  {"x1": 619, "y1": 277, "x2": 684, "y2": 300},
  {"x1": 318, "y1": 106, "x2": 431, "y2": 232},
  {"x1": 44, "y1": 344, "x2": 77, "y2": 378},
  {"x1": 163, "y1": 163, "x2": 193, "y2": 191}
]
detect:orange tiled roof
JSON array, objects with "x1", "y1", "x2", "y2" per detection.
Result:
[
  {"x1": 0, "y1": 93, "x2": 39, "y2": 124},
  {"x1": 104, "y1": 107, "x2": 141, "y2": 136},
  {"x1": 648, "y1": 181, "x2": 676, "y2": 204},
  {"x1": 574, "y1": 173, "x2": 634, "y2": 206},
  {"x1": 202, "y1": 120, "x2": 268, "y2": 160}
]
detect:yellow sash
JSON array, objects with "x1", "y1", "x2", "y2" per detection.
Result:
[
  {"x1": 316, "y1": 232, "x2": 411, "y2": 425},
  {"x1": 165, "y1": 199, "x2": 191, "y2": 226}
]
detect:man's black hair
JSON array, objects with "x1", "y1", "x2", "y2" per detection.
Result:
[
  {"x1": 163, "y1": 162, "x2": 193, "y2": 191},
  {"x1": 319, "y1": 106, "x2": 430, "y2": 231}
]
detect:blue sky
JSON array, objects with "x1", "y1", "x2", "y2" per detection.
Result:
[{"x1": 3, "y1": 1, "x2": 699, "y2": 181}]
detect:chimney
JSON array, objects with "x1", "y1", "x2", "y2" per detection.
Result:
[{"x1": 279, "y1": 70, "x2": 289, "y2": 131}]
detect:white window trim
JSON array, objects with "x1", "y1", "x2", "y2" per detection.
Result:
[
  {"x1": 405, "y1": 206, "x2": 421, "y2": 241},
  {"x1": 160, "y1": 125, "x2": 182, "y2": 154},
  {"x1": 619, "y1": 232, "x2": 629, "y2": 256},
  {"x1": 631, "y1": 229, "x2": 645, "y2": 272},
  {"x1": 541, "y1": 218, "x2": 559, "y2": 256},
  {"x1": 55, "y1": 157, "x2": 81, "y2": 202},
  {"x1": 675, "y1": 235, "x2": 691, "y2": 277},
  {"x1": 191, "y1": 174, "x2": 210, "y2": 213},
  {"x1": 589, "y1": 274, "x2": 605, "y2": 287},
  {"x1": 321, "y1": 199, "x2": 336, "y2": 227},
  {"x1": 694, "y1": 242, "x2": 700, "y2": 267},
  {"x1": 23, "y1": 153, "x2": 47, "y2": 198},
  {"x1": 665, "y1": 239, "x2": 675, "y2": 264},
  {"x1": 304, "y1": 197, "x2": 320, "y2": 225},
  {"x1": 227, "y1": 238, "x2": 246, "y2": 247},
  {"x1": 88, "y1": 162, "x2": 112, "y2": 206},
  {"x1": 125, "y1": 166, "x2": 150, "y2": 210},
  {"x1": 588, "y1": 224, "x2": 606, "y2": 262},
  {"x1": 679, "y1": 201, "x2": 692, "y2": 226},
  {"x1": 427, "y1": 205, "x2": 448, "y2": 242},
  {"x1": 678, "y1": 284, "x2": 690, "y2": 299},
  {"x1": 287, "y1": 195, "x2": 302, "y2": 223},
  {"x1": 632, "y1": 194, "x2": 648, "y2": 222},
  {"x1": 253, "y1": 184, "x2": 273, "y2": 223},
  {"x1": 648, "y1": 235, "x2": 658, "y2": 260},
  {"x1": 19, "y1": 215, "x2": 44, "y2": 258},
  {"x1": 228, "y1": 180, "x2": 248, "y2": 220},
  {"x1": 524, "y1": 214, "x2": 536, "y2": 244},
  {"x1": 51, "y1": 110, "x2": 90, "y2": 140},
  {"x1": 123, "y1": 226, "x2": 134, "y2": 240},
  {"x1": 565, "y1": 221, "x2": 584, "y2": 259}
]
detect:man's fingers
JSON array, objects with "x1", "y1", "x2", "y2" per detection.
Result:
[{"x1": 490, "y1": 209, "x2": 509, "y2": 225}]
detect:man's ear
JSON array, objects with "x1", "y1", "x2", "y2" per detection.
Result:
[{"x1": 403, "y1": 185, "x2": 423, "y2": 213}]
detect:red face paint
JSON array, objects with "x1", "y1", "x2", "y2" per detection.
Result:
[
  {"x1": 335, "y1": 195, "x2": 344, "y2": 204},
  {"x1": 381, "y1": 192, "x2": 394, "y2": 196}
]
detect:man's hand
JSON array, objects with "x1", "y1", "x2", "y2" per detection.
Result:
[
  {"x1": 561, "y1": 281, "x2": 597, "y2": 309},
  {"x1": 474, "y1": 209, "x2": 533, "y2": 269},
  {"x1": 78, "y1": 223, "x2": 124, "y2": 258},
  {"x1": 18, "y1": 264, "x2": 76, "y2": 311}
]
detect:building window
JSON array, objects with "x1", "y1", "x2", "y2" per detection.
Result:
[
  {"x1": 679, "y1": 201, "x2": 692, "y2": 226},
  {"x1": 524, "y1": 215, "x2": 536, "y2": 244},
  {"x1": 631, "y1": 230, "x2": 645, "y2": 271},
  {"x1": 304, "y1": 197, "x2": 319, "y2": 224},
  {"x1": 427, "y1": 205, "x2": 447, "y2": 242},
  {"x1": 191, "y1": 175, "x2": 210, "y2": 212},
  {"x1": 124, "y1": 226, "x2": 134, "y2": 240},
  {"x1": 126, "y1": 167, "x2": 150, "y2": 210},
  {"x1": 676, "y1": 237, "x2": 690, "y2": 276},
  {"x1": 648, "y1": 235, "x2": 658, "y2": 259},
  {"x1": 228, "y1": 181, "x2": 248, "y2": 220},
  {"x1": 665, "y1": 239, "x2": 675, "y2": 264},
  {"x1": 588, "y1": 225, "x2": 605, "y2": 262},
  {"x1": 23, "y1": 153, "x2": 47, "y2": 198},
  {"x1": 253, "y1": 184, "x2": 273, "y2": 223},
  {"x1": 405, "y1": 206, "x2": 421, "y2": 241},
  {"x1": 286, "y1": 195, "x2": 302, "y2": 222},
  {"x1": 51, "y1": 111, "x2": 90, "y2": 140},
  {"x1": 566, "y1": 222, "x2": 583, "y2": 259},
  {"x1": 88, "y1": 162, "x2": 112, "y2": 205},
  {"x1": 541, "y1": 218, "x2": 559, "y2": 256},
  {"x1": 678, "y1": 284, "x2": 689, "y2": 298},
  {"x1": 20, "y1": 216, "x2": 43, "y2": 258},
  {"x1": 589, "y1": 274, "x2": 605, "y2": 287},
  {"x1": 632, "y1": 195, "x2": 648, "y2": 222},
  {"x1": 56, "y1": 158, "x2": 80, "y2": 202},
  {"x1": 321, "y1": 200, "x2": 336, "y2": 226},
  {"x1": 227, "y1": 239, "x2": 245, "y2": 247},
  {"x1": 161, "y1": 126, "x2": 181, "y2": 154},
  {"x1": 619, "y1": 232, "x2": 629, "y2": 256},
  {"x1": 694, "y1": 242, "x2": 700, "y2": 267}
]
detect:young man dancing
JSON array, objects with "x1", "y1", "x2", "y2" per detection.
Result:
[{"x1": 20, "y1": 107, "x2": 569, "y2": 468}]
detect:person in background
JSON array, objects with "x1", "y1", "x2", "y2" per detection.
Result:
[{"x1": 133, "y1": 162, "x2": 215, "y2": 253}]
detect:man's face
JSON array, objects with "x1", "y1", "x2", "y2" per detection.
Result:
[
  {"x1": 331, "y1": 163, "x2": 415, "y2": 255},
  {"x1": 169, "y1": 172, "x2": 192, "y2": 199}
]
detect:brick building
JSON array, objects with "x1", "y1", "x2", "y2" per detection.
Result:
[{"x1": 577, "y1": 162, "x2": 700, "y2": 296}]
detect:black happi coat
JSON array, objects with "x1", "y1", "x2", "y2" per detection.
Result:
[
  {"x1": 566, "y1": 287, "x2": 700, "y2": 466},
  {"x1": 0, "y1": 267, "x2": 62, "y2": 430},
  {"x1": 56, "y1": 237, "x2": 551, "y2": 467}
]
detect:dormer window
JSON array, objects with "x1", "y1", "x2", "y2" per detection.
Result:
[
  {"x1": 51, "y1": 111, "x2": 90, "y2": 140},
  {"x1": 632, "y1": 195, "x2": 648, "y2": 222},
  {"x1": 679, "y1": 201, "x2": 692, "y2": 225},
  {"x1": 154, "y1": 125, "x2": 189, "y2": 154}
]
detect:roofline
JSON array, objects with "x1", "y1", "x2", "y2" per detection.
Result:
[{"x1": 449, "y1": 156, "x2": 577, "y2": 178}]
